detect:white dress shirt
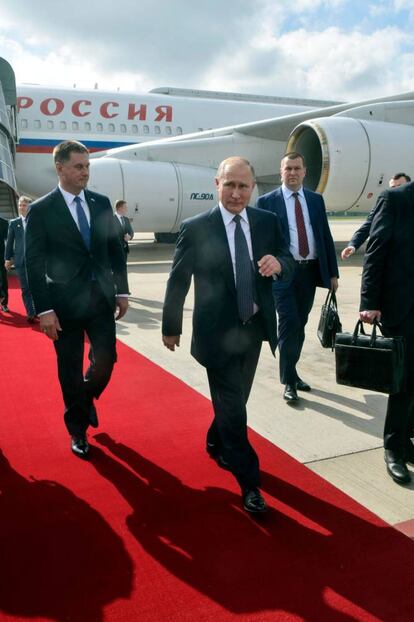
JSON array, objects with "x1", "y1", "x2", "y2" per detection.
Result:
[
  {"x1": 281, "y1": 185, "x2": 317, "y2": 260},
  {"x1": 58, "y1": 186, "x2": 91, "y2": 227},
  {"x1": 219, "y1": 202, "x2": 259, "y2": 313}
]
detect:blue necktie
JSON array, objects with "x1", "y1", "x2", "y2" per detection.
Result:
[
  {"x1": 233, "y1": 214, "x2": 254, "y2": 322},
  {"x1": 74, "y1": 196, "x2": 91, "y2": 250}
]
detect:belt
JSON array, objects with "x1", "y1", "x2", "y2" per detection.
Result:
[{"x1": 295, "y1": 259, "x2": 318, "y2": 266}]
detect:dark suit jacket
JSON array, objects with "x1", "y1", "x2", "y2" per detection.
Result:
[
  {"x1": 5, "y1": 217, "x2": 26, "y2": 267},
  {"x1": 162, "y1": 205, "x2": 294, "y2": 368},
  {"x1": 349, "y1": 205, "x2": 376, "y2": 250},
  {"x1": 113, "y1": 214, "x2": 134, "y2": 255},
  {"x1": 255, "y1": 187, "x2": 338, "y2": 288},
  {"x1": 0, "y1": 217, "x2": 8, "y2": 261},
  {"x1": 25, "y1": 187, "x2": 129, "y2": 319},
  {"x1": 360, "y1": 182, "x2": 414, "y2": 327}
]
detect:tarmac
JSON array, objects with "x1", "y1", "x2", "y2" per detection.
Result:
[{"x1": 115, "y1": 220, "x2": 414, "y2": 537}]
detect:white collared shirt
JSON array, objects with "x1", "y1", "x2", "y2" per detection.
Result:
[
  {"x1": 219, "y1": 202, "x2": 258, "y2": 313},
  {"x1": 21, "y1": 216, "x2": 27, "y2": 230},
  {"x1": 281, "y1": 184, "x2": 317, "y2": 260},
  {"x1": 58, "y1": 185, "x2": 91, "y2": 228}
]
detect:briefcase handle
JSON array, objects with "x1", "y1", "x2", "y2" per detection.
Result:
[
  {"x1": 323, "y1": 289, "x2": 338, "y2": 309},
  {"x1": 352, "y1": 319, "x2": 384, "y2": 347}
]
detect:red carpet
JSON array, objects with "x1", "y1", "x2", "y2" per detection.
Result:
[{"x1": 1, "y1": 278, "x2": 414, "y2": 621}]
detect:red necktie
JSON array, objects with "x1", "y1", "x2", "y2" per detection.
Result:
[{"x1": 293, "y1": 192, "x2": 309, "y2": 258}]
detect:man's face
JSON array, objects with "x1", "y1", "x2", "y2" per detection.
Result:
[
  {"x1": 389, "y1": 176, "x2": 408, "y2": 188},
  {"x1": 215, "y1": 162, "x2": 255, "y2": 214},
  {"x1": 18, "y1": 200, "x2": 30, "y2": 217},
  {"x1": 117, "y1": 202, "x2": 128, "y2": 216},
  {"x1": 280, "y1": 156, "x2": 306, "y2": 192},
  {"x1": 56, "y1": 151, "x2": 90, "y2": 194}
]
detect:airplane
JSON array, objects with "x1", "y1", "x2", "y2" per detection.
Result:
[{"x1": 2, "y1": 56, "x2": 414, "y2": 242}]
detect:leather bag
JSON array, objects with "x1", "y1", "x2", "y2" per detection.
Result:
[
  {"x1": 335, "y1": 320, "x2": 406, "y2": 394},
  {"x1": 317, "y1": 290, "x2": 342, "y2": 350}
]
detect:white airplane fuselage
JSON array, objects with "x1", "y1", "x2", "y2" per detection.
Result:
[{"x1": 15, "y1": 85, "x2": 321, "y2": 198}]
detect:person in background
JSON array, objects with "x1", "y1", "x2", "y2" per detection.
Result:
[
  {"x1": 113, "y1": 199, "x2": 134, "y2": 258},
  {"x1": 341, "y1": 173, "x2": 411, "y2": 260},
  {"x1": 256, "y1": 152, "x2": 338, "y2": 404},
  {"x1": 0, "y1": 215, "x2": 8, "y2": 311},
  {"x1": 162, "y1": 156, "x2": 293, "y2": 514},
  {"x1": 4, "y1": 196, "x2": 36, "y2": 322}
]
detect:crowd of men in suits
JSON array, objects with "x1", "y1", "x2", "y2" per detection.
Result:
[{"x1": 2, "y1": 138, "x2": 413, "y2": 514}]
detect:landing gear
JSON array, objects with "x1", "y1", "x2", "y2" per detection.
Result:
[{"x1": 154, "y1": 232, "x2": 179, "y2": 244}]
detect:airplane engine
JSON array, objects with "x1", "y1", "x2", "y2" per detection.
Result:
[
  {"x1": 287, "y1": 116, "x2": 414, "y2": 212},
  {"x1": 89, "y1": 158, "x2": 221, "y2": 234}
]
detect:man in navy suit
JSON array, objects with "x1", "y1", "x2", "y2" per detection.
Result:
[
  {"x1": 0, "y1": 216, "x2": 8, "y2": 310},
  {"x1": 5, "y1": 196, "x2": 36, "y2": 321},
  {"x1": 25, "y1": 141, "x2": 129, "y2": 458},
  {"x1": 256, "y1": 152, "x2": 338, "y2": 403},
  {"x1": 113, "y1": 199, "x2": 134, "y2": 258},
  {"x1": 162, "y1": 157, "x2": 293, "y2": 513},
  {"x1": 341, "y1": 173, "x2": 411, "y2": 260}
]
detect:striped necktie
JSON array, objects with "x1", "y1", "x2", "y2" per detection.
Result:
[{"x1": 233, "y1": 214, "x2": 254, "y2": 322}]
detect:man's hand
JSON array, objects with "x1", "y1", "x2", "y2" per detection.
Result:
[
  {"x1": 39, "y1": 311, "x2": 62, "y2": 341},
  {"x1": 360, "y1": 310, "x2": 381, "y2": 324},
  {"x1": 124, "y1": 233, "x2": 132, "y2": 241},
  {"x1": 115, "y1": 297, "x2": 129, "y2": 320},
  {"x1": 341, "y1": 246, "x2": 355, "y2": 260},
  {"x1": 330, "y1": 277, "x2": 339, "y2": 292},
  {"x1": 4, "y1": 259, "x2": 12, "y2": 271},
  {"x1": 162, "y1": 335, "x2": 180, "y2": 351},
  {"x1": 257, "y1": 255, "x2": 282, "y2": 277}
]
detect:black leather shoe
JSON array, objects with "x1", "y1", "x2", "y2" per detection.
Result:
[
  {"x1": 384, "y1": 450, "x2": 411, "y2": 485},
  {"x1": 27, "y1": 315, "x2": 36, "y2": 323},
  {"x1": 89, "y1": 404, "x2": 99, "y2": 428},
  {"x1": 405, "y1": 445, "x2": 414, "y2": 465},
  {"x1": 243, "y1": 488, "x2": 268, "y2": 514},
  {"x1": 1, "y1": 305, "x2": 10, "y2": 313},
  {"x1": 71, "y1": 435, "x2": 90, "y2": 458},
  {"x1": 283, "y1": 384, "x2": 299, "y2": 403},
  {"x1": 296, "y1": 378, "x2": 311, "y2": 392}
]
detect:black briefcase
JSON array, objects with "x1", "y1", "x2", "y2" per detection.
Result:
[
  {"x1": 317, "y1": 290, "x2": 342, "y2": 350},
  {"x1": 335, "y1": 320, "x2": 406, "y2": 394}
]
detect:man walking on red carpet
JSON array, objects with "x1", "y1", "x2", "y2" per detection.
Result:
[
  {"x1": 162, "y1": 157, "x2": 293, "y2": 514},
  {"x1": 25, "y1": 140, "x2": 129, "y2": 459}
]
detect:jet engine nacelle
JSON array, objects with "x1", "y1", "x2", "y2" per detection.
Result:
[
  {"x1": 287, "y1": 116, "x2": 414, "y2": 212},
  {"x1": 89, "y1": 158, "x2": 222, "y2": 232}
]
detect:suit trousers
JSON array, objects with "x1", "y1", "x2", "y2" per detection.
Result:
[
  {"x1": 383, "y1": 305, "x2": 414, "y2": 455},
  {"x1": 206, "y1": 313, "x2": 264, "y2": 490},
  {"x1": 0, "y1": 264, "x2": 8, "y2": 304},
  {"x1": 16, "y1": 265, "x2": 35, "y2": 317},
  {"x1": 273, "y1": 261, "x2": 318, "y2": 385},
  {"x1": 54, "y1": 282, "x2": 117, "y2": 436}
]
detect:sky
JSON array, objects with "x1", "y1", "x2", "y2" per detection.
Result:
[{"x1": 1, "y1": 0, "x2": 414, "y2": 101}]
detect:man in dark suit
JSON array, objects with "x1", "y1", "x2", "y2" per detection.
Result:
[
  {"x1": 0, "y1": 216, "x2": 8, "y2": 310},
  {"x1": 5, "y1": 196, "x2": 36, "y2": 321},
  {"x1": 162, "y1": 157, "x2": 293, "y2": 513},
  {"x1": 341, "y1": 173, "x2": 411, "y2": 260},
  {"x1": 25, "y1": 140, "x2": 129, "y2": 458},
  {"x1": 113, "y1": 199, "x2": 134, "y2": 257},
  {"x1": 256, "y1": 152, "x2": 338, "y2": 403},
  {"x1": 360, "y1": 181, "x2": 414, "y2": 485}
]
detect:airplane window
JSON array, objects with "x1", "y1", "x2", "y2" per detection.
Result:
[
  {"x1": 60, "y1": 121, "x2": 67, "y2": 130},
  {"x1": 84, "y1": 122, "x2": 91, "y2": 131},
  {"x1": 143, "y1": 125, "x2": 149, "y2": 134},
  {"x1": 165, "y1": 126, "x2": 172, "y2": 135},
  {"x1": 120, "y1": 124, "x2": 127, "y2": 133},
  {"x1": 108, "y1": 123, "x2": 115, "y2": 133},
  {"x1": 131, "y1": 125, "x2": 138, "y2": 134},
  {"x1": 72, "y1": 121, "x2": 79, "y2": 131},
  {"x1": 176, "y1": 126, "x2": 183, "y2": 135},
  {"x1": 154, "y1": 126, "x2": 161, "y2": 134},
  {"x1": 96, "y1": 123, "x2": 103, "y2": 132},
  {"x1": 47, "y1": 121, "x2": 54, "y2": 130},
  {"x1": 34, "y1": 120, "x2": 41, "y2": 129},
  {"x1": 20, "y1": 119, "x2": 28, "y2": 129}
]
